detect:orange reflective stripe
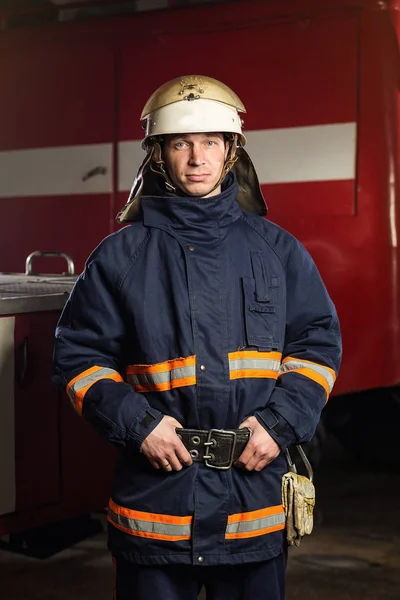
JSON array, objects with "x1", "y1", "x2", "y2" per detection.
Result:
[
  {"x1": 290, "y1": 367, "x2": 330, "y2": 398},
  {"x1": 225, "y1": 523, "x2": 286, "y2": 539},
  {"x1": 228, "y1": 351, "x2": 282, "y2": 361},
  {"x1": 279, "y1": 356, "x2": 336, "y2": 400},
  {"x1": 127, "y1": 356, "x2": 196, "y2": 375},
  {"x1": 67, "y1": 366, "x2": 123, "y2": 415},
  {"x1": 227, "y1": 505, "x2": 284, "y2": 524},
  {"x1": 228, "y1": 351, "x2": 282, "y2": 380},
  {"x1": 281, "y1": 356, "x2": 336, "y2": 379},
  {"x1": 106, "y1": 516, "x2": 191, "y2": 541},
  {"x1": 107, "y1": 500, "x2": 192, "y2": 542},
  {"x1": 132, "y1": 376, "x2": 196, "y2": 394},
  {"x1": 230, "y1": 369, "x2": 279, "y2": 380},
  {"x1": 226, "y1": 505, "x2": 286, "y2": 539},
  {"x1": 109, "y1": 499, "x2": 192, "y2": 526},
  {"x1": 126, "y1": 355, "x2": 196, "y2": 392},
  {"x1": 67, "y1": 365, "x2": 100, "y2": 398}
]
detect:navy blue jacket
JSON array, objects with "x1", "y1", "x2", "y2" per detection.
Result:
[{"x1": 53, "y1": 175, "x2": 341, "y2": 566}]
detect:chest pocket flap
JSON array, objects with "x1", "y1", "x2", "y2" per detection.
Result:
[{"x1": 241, "y1": 252, "x2": 282, "y2": 350}]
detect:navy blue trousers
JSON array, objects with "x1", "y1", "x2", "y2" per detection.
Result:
[{"x1": 113, "y1": 552, "x2": 286, "y2": 600}]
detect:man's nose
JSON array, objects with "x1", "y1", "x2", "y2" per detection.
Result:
[{"x1": 188, "y1": 145, "x2": 205, "y2": 166}]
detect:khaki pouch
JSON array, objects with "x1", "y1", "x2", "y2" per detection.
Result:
[{"x1": 282, "y1": 446, "x2": 315, "y2": 547}]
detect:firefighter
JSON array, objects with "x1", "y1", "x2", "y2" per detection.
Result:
[{"x1": 53, "y1": 75, "x2": 342, "y2": 599}]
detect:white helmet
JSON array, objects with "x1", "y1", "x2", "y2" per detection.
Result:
[
  {"x1": 116, "y1": 75, "x2": 266, "y2": 223},
  {"x1": 141, "y1": 75, "x2": 246, "y2": 147}
]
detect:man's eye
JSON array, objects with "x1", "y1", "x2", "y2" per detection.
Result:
[
  {"x1": 206, "y1": 140, "x2": 216, "y2": 147},
  {"x1": 175, "y1": 142, "x2": 186, "y2": 149}
]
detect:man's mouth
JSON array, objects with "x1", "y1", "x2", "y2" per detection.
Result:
[{"x1": 186, "y1": 174, "x2": 210, "y2": 182}]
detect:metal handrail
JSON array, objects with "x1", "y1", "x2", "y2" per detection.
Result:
[{"x1": 25, "y1": 251, "x2": 75, "y2": 276}]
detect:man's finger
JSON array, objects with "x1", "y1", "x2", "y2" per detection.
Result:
[
  {"x1": 161, "y1": 459, "x2": 173, "y2": 472},
  {"x1": 239, "y1": 422, "x2": 253, "y2": 435},
  {"x1": 176, "y1": 441, "x2": 193, "y2": 466},
  {"x1": 235, "y1": 445, "x2": 254, "y2": 467},
  {"x1": 238, "y1": 440, "x2": 270, "y2": 470},
  {"x1": 252, "y1": 449, "x2": 279, "y2": 471},
  {"x1": 165, "y1": 453, "x2": 183, "y2": 471},
  {"x1": 242, "y1": 452, "x2": 260, "y2": 471},
  {"x1": 254, "y1": 458, "x2": 269, "y2": 472}
]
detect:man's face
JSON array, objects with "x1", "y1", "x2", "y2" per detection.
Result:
[{"x1": 163, "y1": 132, "x2": 228, "y2": 198}]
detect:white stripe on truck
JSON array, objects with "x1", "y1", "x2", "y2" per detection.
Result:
[{"x1": 0, "y1": 123, "x2": 356, "y2": 198}]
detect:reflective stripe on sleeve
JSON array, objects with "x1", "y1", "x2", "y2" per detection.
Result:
[
  {"x1": 279, "y1": 357, "x2": 336, "y2": 399},
  {"x1": 228, "y1": 351, "x2": 282, "y2": 380},
  {"x1": 126, "y1": 355, "x2": 196, "y2": 392},
  {"x1": 67, "y1": 366, "x2": 123, "y2": 415},
  {"x1": 226, "y1": 505, "x2": 286, "y2": 539},
  {"x1": 107, "y1": 499, "x2": 192, "y2": 541}
]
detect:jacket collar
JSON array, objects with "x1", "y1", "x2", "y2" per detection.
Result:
[{"x1": 141, "y1": 172, "x2": 243, "y2": 230}]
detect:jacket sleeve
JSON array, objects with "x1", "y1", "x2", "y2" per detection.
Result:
[
  {"x1": 255, "y1": 238, "x2": 342, "y2": 449},
  {"x1": 52, "y1": 244, "x2": 163, "y2": 451}
]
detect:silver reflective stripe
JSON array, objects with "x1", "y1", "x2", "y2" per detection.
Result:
[
  {"x1": 68, "y1": 367, "x2": 118, "y2": 400},
  {"x1": 279, "y1": 360, "x2": 335, "y2": 391},
  {"x1": 226, "y1": 512, "x2": 286, "y2": 535},
  {"x1": 127, "y1": 365, "x2": 196, "y2": 387},
  {"x1": 108, "y1": 511, "x2": 191, "y2": 538},
  {"x1": 229, "y1": 359, "x2": 281, "y2": 372}
]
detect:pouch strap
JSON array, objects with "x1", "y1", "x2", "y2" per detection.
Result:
[{"x1": 285, "y1": 445, "x2": 314, "y2": 483}]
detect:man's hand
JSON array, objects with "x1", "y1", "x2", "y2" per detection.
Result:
[
  {"x1": 236, "y1": 416, "x2": 281, "y2": 471},
  {"x1": 141, "y1": 416, "x2": 193, "y2": 472}
]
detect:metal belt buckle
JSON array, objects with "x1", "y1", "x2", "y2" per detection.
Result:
[{"x1": 204, "y1": 429, "x2": 237, "y2": 470}]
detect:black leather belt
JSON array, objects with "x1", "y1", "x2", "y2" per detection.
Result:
[{"x1": 176, "y1": 428, "x2": 251, "y2": 470}]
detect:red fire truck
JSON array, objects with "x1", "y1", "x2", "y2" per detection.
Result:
[{"x1": 0, "y1": 0, "x2": 399, "y2": 541}]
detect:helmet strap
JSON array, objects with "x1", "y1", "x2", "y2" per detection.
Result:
[{"x1": 149, "y1": 140, "x2": 177, "y2": 192}]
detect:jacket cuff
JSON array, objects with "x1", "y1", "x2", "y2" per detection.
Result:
[
  {"x1": 126, "y1": 407, "x2": 164, "y2": 451},
  {"x1": 255, "y1": 407, "x2": 296, "y2": 450}
]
